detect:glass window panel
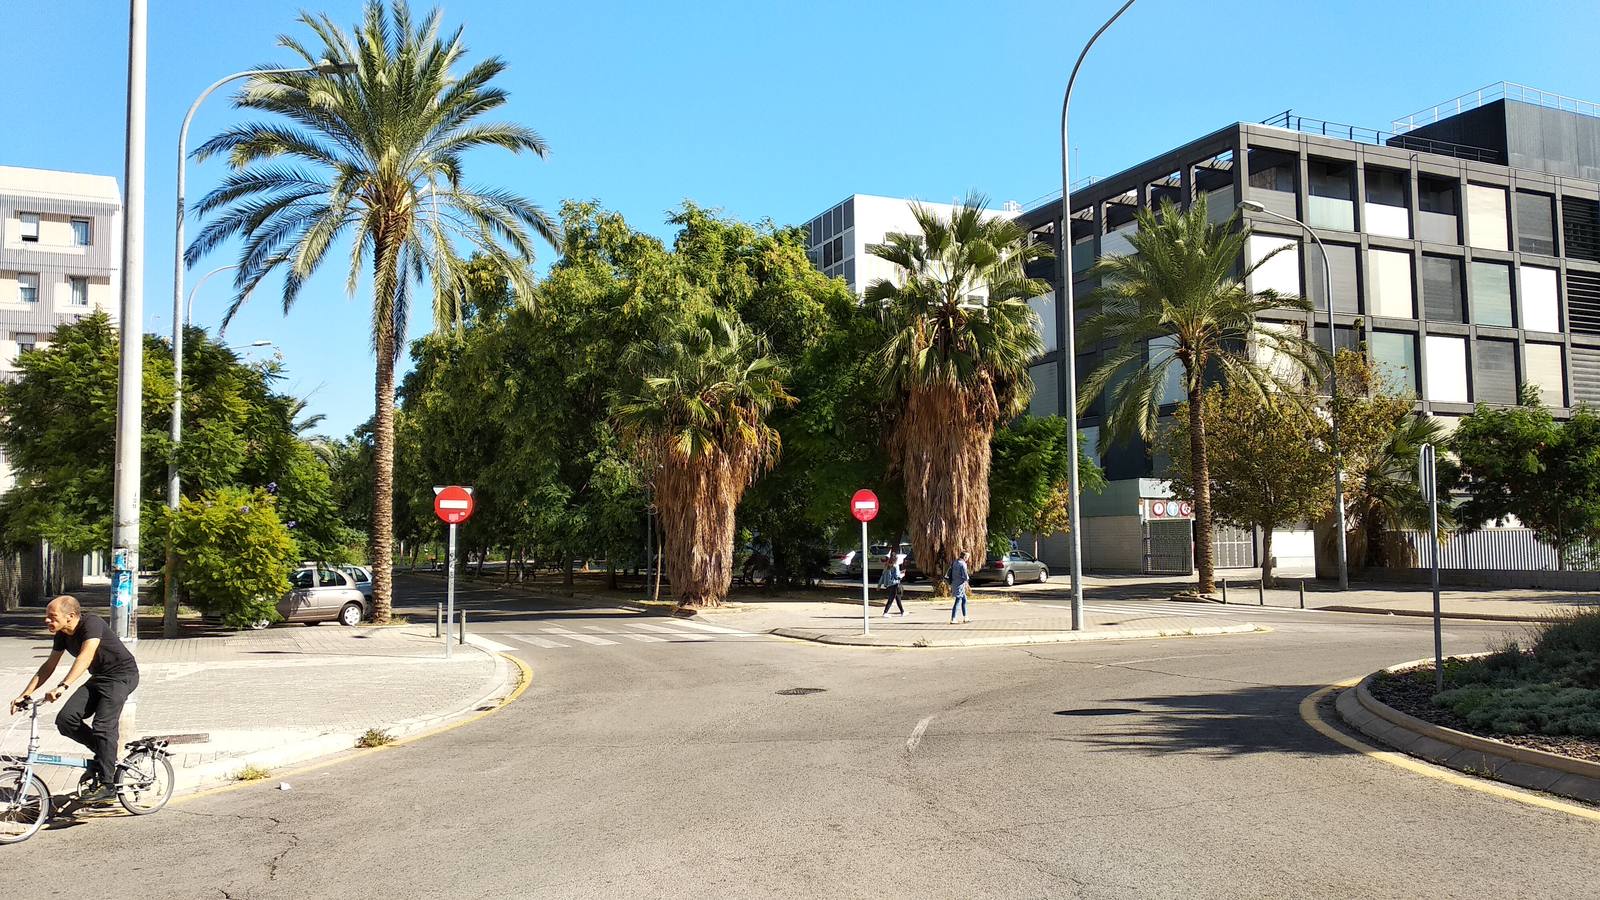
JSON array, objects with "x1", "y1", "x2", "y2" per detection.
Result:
[
  {"x1": 1028, "y1": 292, "x2": 1058, "y2": 353},
  {"x1": 1368, "y1": 249, "x2": 1414, "y2": 318},
  {"x1": 70, "y1": 276, "x2": 88, "y2": 306},
  {"x1": 17, "y1": 273, "x2": 38, "y2": 303},
  {"x1": 1525, "y1": 344, "x2": 1564, "y2": 407},
  {"x1": 1465, "y1": 184, "x2": 1509, "y2": 251},
  {"x1": 1371, "y1": 331, "x2": 1417, "y2": 396},
  {"x1": 1516, "y1": 192, "x2": 1555, "y2": 256},
  {"x1": 1028, "y1": 362, "x2": 1059, "y2": 418},
  {"x1": 1519, "y1": 266, "x2": 1559, "y2": 333},
  {"x1": 19, "y1": 213, "x2": 39, "y2": 241},
  {"x1": 71, "y1": 218, "x2": 91, "y2": 246},
  {"x1": 1082, "y1": 425, "x2": 1100, "y2": 463},
  {"x1": 1476, "y1": 340, "x2": 1518, "y2": 404},
  {"x1": 1424, "y1": 335, "x2": 1469, "y2": 403},
  {"x1": 1471, "y1": 262, "x2": 1514, "y2": 327},
  {"x1": 1248, "y1": 235, "x2": 1300, "y2": 297},
  {"x1": 1421, "y1": 256, "x2": 1463, "y2": 322},
  {"x1": 1305, "y1": 243, "x2": 1359, "y2": 312},
  {"x1": 842, "y1": 199, "x2": 854, "y2": 230}
]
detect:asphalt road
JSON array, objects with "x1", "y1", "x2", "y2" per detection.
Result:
[{"x1": 4, "y1": 574, "x2": 1596, "y2": 899}]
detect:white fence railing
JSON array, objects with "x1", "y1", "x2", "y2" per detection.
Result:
[{"x1": 1396, "y1": 528, "x2": 1600, "y2": 572}]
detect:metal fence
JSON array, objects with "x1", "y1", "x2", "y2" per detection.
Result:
[{"x1": 1395, "y1": 528, "x2": 1600, "y2": 572}]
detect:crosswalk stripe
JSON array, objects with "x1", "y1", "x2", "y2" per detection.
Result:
[
  {"x1": 464, "y1": 634, "x2": 516, "y2": 652},
  {"x1": 621, "y1": 633, "x2": 667, "y2": 643},
  {"x1": 501, "y1": 633, "x2": 568, "y2": 649},
  {"x1": 540, "y1": 627, "x2": 617, "y2": 646},
  {"x1": 1089, "y1": 603, "x2": 1235, "y2": 618},
  {"x1": 631, "y1": 622, "x2": 712, "y2": 640},
  {"x1": 668, "y1": 619, "x2": 757, "y2": 636}
]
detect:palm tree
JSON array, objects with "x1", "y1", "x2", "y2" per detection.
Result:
[
  {"x1": 1349, "y1": 414, "x2": 1451, "y2": 568},
  {"x1": 612, "y1": 309, "x2": 791, "y2": 608},
  {"x1": 865, "y1": 194, "x2": 1050, "y2": 591},
  {"x1": 186, "y1": 1, "x2": 557, "y2": 622},
  {"x1": 1082, "y1": 198, "x2": 1326, "y2": 595}
]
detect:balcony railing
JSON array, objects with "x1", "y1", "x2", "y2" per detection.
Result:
[
  {"x1": 1392, "y1": 81, "x2": 1600, "y2": 133},
  {"x1": 1259, "y1": 111, "x2": 1501, "y2": 164}
]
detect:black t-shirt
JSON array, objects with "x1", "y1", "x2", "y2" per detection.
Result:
[{"x1": 51, "y1": 613, "x2": 138, "y2": 678}]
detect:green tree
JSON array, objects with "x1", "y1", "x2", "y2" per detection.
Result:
[
  {"x1": 187, "y1": 0, "x2": 557, "y2": 623},
  {"x1": 1082, "y1": 197, "x2": 1326, "y2": 594},
  {"x1": 613, "y1": 309, "x2": 791, "y2": 607},
  {"x1": 865, "y1": 194, "x2": 1050, "y2": 592},
  {"x1": 987, "y1": 417, "x2": 1105, "y2": 557},
  {"x1": 1159, "y1": 384, "x2": 1331, "y2": 586},
  {"x1": 1452, "y1": 388, "x2": 1600, "y2": 570},
  {"x1": 168, "y1": 486, "x2": 294, "y2": 628}
]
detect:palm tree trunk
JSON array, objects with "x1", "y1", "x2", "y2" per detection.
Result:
[
  {"x1": 370, "y1": 323, "x2": 397, "y2": 624},
  {"x1": 656, "y1": 449, "x2": 751, "y2": 608},
  {"x1": 1188, "y1": 384, "x2": 1216, "y2": 594},
  {"x1": 896, "y1": 384, "x2": 995, "y2": 598}
]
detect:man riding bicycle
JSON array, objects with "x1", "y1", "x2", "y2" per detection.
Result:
[{"x1": 9, "y1": 595, "x2": 140, "y2": 802}]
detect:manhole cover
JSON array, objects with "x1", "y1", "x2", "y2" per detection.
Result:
[
  {"x1": 1053, "y1": 707, "x2": 1141, "y2": 717},
  {"x1": 776, "y1": 687, "x2": 826, "y2": 696}
]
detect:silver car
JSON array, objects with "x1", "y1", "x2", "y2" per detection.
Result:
[
  {"x1": 339, "y1": 564, "x2": 374, "y2": 602},
  {"x1": 278, "y1": 566, "x2": 370, "y2": 626},
  {"x1": 969, "y1": 550, "x2": 1050, "y2": 587}
]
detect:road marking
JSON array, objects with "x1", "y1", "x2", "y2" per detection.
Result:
[
  {"x1": 621, "y1": 633, "x2": 667, "y2": 643},
  {"x1": 906, "y1": 715, "x2": 935, "y2": 753},
  {"x1": 540, "y1": 627, "x2": 617, "y2": 646},
  {"x1": 631, "y1": 622, "x2": 712, "y2": 640},
  {"x1": 1299, "y1": 680, "x2": 1600, "y2": 823},
  {"x1": 670, "y1": 619, "x2": 757, "y2": 636},
  {"x1": 500, "y1": 633, "x2": 568, "y2": 649},
  {"x1": 465, "y1": 634, "x2": 516, "y2": 653}
]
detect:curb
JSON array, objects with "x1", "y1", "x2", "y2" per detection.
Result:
[
  {"x1": 1317, "y1": 605, "x2": 1563, "y2": 623},
  {"x1": 1336, "y1": 661, "x2": 1600, "y2": 804},
  {"x1": 769, "y1": 622, "x2": 1263, "y2": 648},
  {"x1": 176, "y1": 640, "x2": 519, "y2": 796}
]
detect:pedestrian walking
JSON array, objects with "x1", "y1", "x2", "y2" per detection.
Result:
[
  {"x1": 879, "y1": 553, "x2": 905, "y2": 616},
  {"x1": 948, "y1": 550, "x2": 970, "y2": 624}
]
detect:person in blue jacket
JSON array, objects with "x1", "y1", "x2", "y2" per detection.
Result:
[
  {"x1": 879, "y1": 553, "x2": 904, "y2": 616},
  {"x1": 947, "y1": 550, "x2": 970, "y2": 624}
]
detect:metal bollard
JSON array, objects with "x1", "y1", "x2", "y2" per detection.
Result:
[
  {"x1": 458, "y1": 610, "x2": 467, "y2": 645},
  {"x1": 1220, "y1": 578, "x2": 1228, "y2": 604},
  {"x1": 1299, "y1": 579, "x2": 1306, "y2": 609},
  {"x1": 435, "y1": 603, "x2": 442, "y2": 638},
  {"x1": 1258, "y1": 578, "x2": 1265, "y2": 606}
]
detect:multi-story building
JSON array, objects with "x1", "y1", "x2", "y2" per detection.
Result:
[
  {"x1": 804, "y1": 194, "x2": 1018, "y2": 295},
  {"x1": 1012, "y1": 82, "x2": 1600, "y2": 574}
]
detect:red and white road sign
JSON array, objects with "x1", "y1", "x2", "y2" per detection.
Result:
[
  {"x1": 851, "y1": 489, "x2": 879, "y2": 523},
  {"x1": 433, "y1": 485, "x2": 476, "y2": 524}
]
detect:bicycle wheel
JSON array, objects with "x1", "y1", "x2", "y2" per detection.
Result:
[
  {"x1": 116, "y1": 751, "x2": 174, "y2": 816},
  {"x1": 0, "y1": 768, "x2": 51, "y2": 844}
]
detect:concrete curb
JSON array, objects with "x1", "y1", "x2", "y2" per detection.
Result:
[
  {"x1": 1336, "y1": 660, "x2": 1600, "y2": 804},
  {"x1": 769, "y1": 622, "x2": 1263, "y2": 648},
  {"x1": 176, "y1": 640, "x2": 518, "y2": 796},
  {"x1": 1317, "y1": 605, "x2": 1563, "y2": 623}
]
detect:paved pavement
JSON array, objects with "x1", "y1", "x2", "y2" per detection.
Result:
[
  {"x1": 4, "y1": 574, "x2": 1596, "y2": 898},
  {"x1": 0, "y1": 609, "x2": 510, "y2": 795}
]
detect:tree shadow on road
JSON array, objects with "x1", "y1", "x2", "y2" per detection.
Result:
[{"x1": 1051, "y1": 683, "x2": 1356, "y2": 759}]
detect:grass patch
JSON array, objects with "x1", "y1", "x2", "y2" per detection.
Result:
[
  {"x1": 355, "y1": 728, "x2": 395, "y2": 749},
  {"x1": 911, "y1": 637, "x2": 930, "y2": 648},
  {"x1": 1381, "y1": 608, "x2": 1600, "y2": 737},
  {"x1": 233, "y1": 763, "x2": 271, "y2": 781}
]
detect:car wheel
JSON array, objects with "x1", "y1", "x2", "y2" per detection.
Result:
[
  {"x1": 338, "y1": 602, "x2": 364, "y2": 627},
  {"x1": 1038, "y1": 567, "x2": 1049, "y2": 583},
  {"x1": 1004, "y1": 571, "x2": 1015, "y2": 587}
]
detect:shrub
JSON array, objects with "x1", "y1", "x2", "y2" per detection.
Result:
[
  {"x1": 170, "y1": 487, "x2": 294, "y2": 628},
  {"x1": 355, "y1": 728, "x2": 395, "y2": 748},
  {"x1": 1429, "y1": 608, "x2": 1600, "y2": 737}
]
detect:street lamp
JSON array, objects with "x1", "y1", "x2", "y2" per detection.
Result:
[
  {"x1": 1060, "y1": 0, "x2": 1137, "y2": 631},
  {"x1": 164, "y1": 60, "x2": 353, "y2": 637},
  {"x1": 1238, "y1": 198, "x2": 1350, "y2": 591}
]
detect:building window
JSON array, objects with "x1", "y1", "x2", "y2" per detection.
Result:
[
  {"x1": 14, "y1": 332, "x2": 36, "y2": 354},
  {"x1": 1476, "y1": 340, "x2": 1518, "y2": 404},
  {"x1": 1421, "y1": 256, "x2": 1463, "y2": 322},
  {"x1": 1306, "y1": 243, "x2": 1360, "y2": 312},
  {"x1": 1367, "y1": 249, "x2": 1414, "y2": 318},
  {"x1": 1028, "y1": 362, "x2": 1059, "y2": 418},
  {"x1": 69, "y1": 276, "x2": 89, "y2": 306},
  {"x1": 1247, "y1": 234, "x2": 1300, "y2": 298},
  {"x1": 1364, "y1": 167, "x2": 1410, "y2": 239},
  {"x1": 1306, "y1": 159, "x2": 1355, "y2": 231},
  {"x1": 72, "y1": 218, "x2": 92, "y2": 246},
  {"x1": 1519, "y1": 266, "x2": 1559, "y2": 333},
  {"x1": 18, "y1": 213, "x2": 39, "y2": 242},
  {"x1": 842, "y1": 200, "x2": 853, "y2": 230},
  {"x1": 1525, "y1": 343, "x2": 1565, "y2": 407},
  {"x1": 1424, "y1": 335, "x2": 1469, "y2": 403},
  {"x1": 1370, "y1": 331, "x2": 1417, "y2": 396},
  {"x1": 1465, "y1": 184, "x2": 1509, "y2": 252},
  {"x1": 1028, "y1": 292, "x2": 1058, "y2": 353},
  {"x1": 1561, "y1": 196, "x2": 1600, "y2": 262},
  {"x1": 1516, "y1": 192, "x2": 1555, "y2": 256},
  {"x1": 1417, "y1": 176, "x2": 1459, "y2": 244},
  {"x1": 1471, "y1": 261, "x2": 1514, "y2": 327},
  {"x1": 17, "y1": 273, "x2": 39, "y2": 303}
]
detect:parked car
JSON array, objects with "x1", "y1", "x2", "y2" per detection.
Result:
[
  {"x1": 276, "y1": 565, "x2": 370, "y2": 626},
  {"x1": 339, "y1": 564, "x2": 374, "y2": 601},
  {"x1": 969, "y1": 550, "x2": 1049, "y2": 587},
  {"x1": 848, "y1": 543, "x2": 923, "y2": 581},
  {"x1": 824, "y1": 549, "x2": 856, "y2": 576}
]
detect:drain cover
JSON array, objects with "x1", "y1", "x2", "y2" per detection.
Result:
[{"x1": 776, "y1": 687, "x2": 826, "y2": 696}]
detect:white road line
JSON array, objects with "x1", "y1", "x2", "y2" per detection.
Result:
[
  {"x1": 464, "y1": 634, "x2": 516, "y2": 653},
  {"x1": 669, "y1": 619, "x2": 757, "y2": 636},
  {"x1": 631, "y1": 622, "x2": 712, "y2": 641},
  {"x1": 540, "y1": 627, "x2": 617, "y2": 646},
  {"x1": 621, "y1": 633, "x2": 667, "y2": 643},
  {"x1": 501, "y1": 633, "x2": 568, "y2": 649},
  {"x1": 1087, "y1": 604, "x2": 1234, "y2": 618},
  {"x1": 906, "y1": 715, "x2": 935, "y2": 753}
]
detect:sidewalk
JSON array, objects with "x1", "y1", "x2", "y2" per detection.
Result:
[
  {"x1": 695, "y1": 595, "x2": 1263, "y2": 648},
  {"x1": 0, "y1": 624, "x2": 518, "y2": 796}
]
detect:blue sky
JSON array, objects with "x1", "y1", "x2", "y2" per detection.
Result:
[{"x1": 4, "y1": 0, "x2": 1599, "y2": 438}]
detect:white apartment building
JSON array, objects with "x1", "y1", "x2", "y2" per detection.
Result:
[{"x1": 804, "y1": 194, "x2": 1018, "y2": 295}]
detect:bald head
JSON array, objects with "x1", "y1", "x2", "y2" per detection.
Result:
[{"x1": 45, "y1": 595, "x2": 81, "y2": 634}]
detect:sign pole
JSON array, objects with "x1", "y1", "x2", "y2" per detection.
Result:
[
  {"x1": 1423, "y1": 444, "x2": 1442, "y2": 692},
  {"x1": 861, "y1": 519, "x2": 870, "y2": 636},
  {"x1": 432, "y1": 485, "x2": 475, "y2": 660},
  {"x1": 446, "y1": 521, "x2": 456, "y2": 660}
]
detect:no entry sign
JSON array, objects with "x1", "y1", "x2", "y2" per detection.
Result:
[
  {"x1": 851, "y1": 489, "x2": 879, "y2": 523},
  {"x1": 433, "y1": 485, "x2": 476, "y2": 524}
]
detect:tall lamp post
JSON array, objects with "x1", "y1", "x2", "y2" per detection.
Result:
[
  {"x1": 165, "y1": 61, "x2": 352, "y2": 637},
  {"x1": 1238, "y1": 199, "x2": 1350, "y2": 590},
  {"x1": 111, "y1": 0, "x2": 147, "y2": 642},
  {"x1": 1061, "y1": 0, "x2": 1137, "y2": 631}
]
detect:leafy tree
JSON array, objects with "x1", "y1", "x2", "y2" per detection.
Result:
[
  {"x1": 1159, "y1": 384, "x2": 1331, "y2": 586},
  {"x1": 1082, "y1": 197, "x2": 1326, "y2": 594},
  {"x1": 613, "y1": 309, "x2": 791, "y2": 607},
  {"x1": 169, "y1": 486, "x2": 294, "y2": 628},
  {"x1": 987, "y1": 417, "x2": 1105, "y2": 557},
  {"x1": 1452, "y1": 388, "x2": 1600, "y2": 570},
  {"x1": 865, "y1": 194, "x2": 1049, "y2": 592},
  {"x1": 187, "y1": 0, "x2": 558, "y2": 623}
]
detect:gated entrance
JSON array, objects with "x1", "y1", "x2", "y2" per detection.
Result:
[{"x1": 1143, "y1": 520, "x2": 1194, "y2": 574}]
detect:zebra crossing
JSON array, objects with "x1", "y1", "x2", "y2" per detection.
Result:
[
  {"x1": 1040, "y1": 600, "x2": 1318, "y2": 620},
  {"x1": 488, "y1": 617, "x2": 764, "y2": 651}
]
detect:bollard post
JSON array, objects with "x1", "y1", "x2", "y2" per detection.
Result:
[
  {"x1": 458, "y1": 610, "x2": 467, "y2": 645},
  {"x1": 1220, "y1": 577, "x2": 1228, "y2": 604},
  {"x1": 435, "y1": 602, "x2": 442, "y2": 638},
  {"x1": 1299, "y1": 579, "x2": 1306, "y2": 609},
  {"x1": 1258, "y1": 578, "x2": 1265, "y2": 606}
]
